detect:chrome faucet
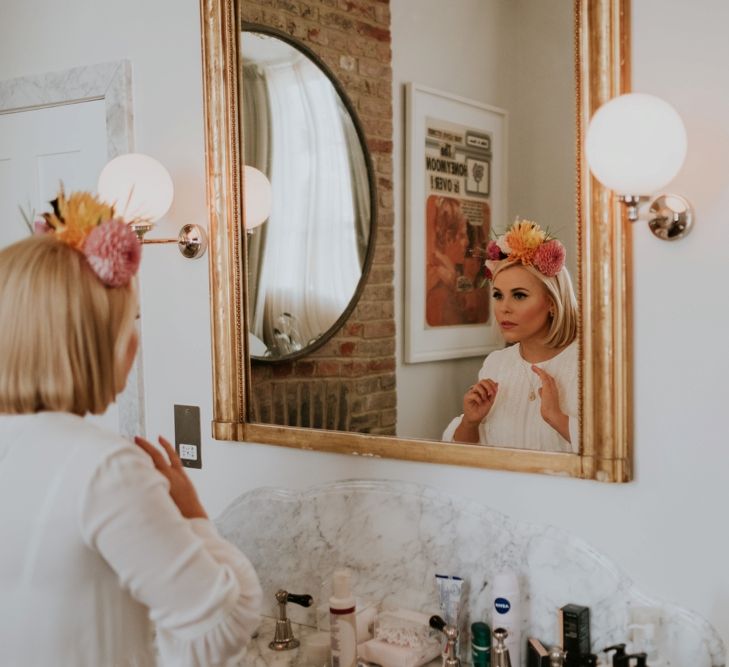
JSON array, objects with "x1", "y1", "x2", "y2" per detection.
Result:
[{"x1": 269, "y1": 589, "x2": 314, "y2": 650}]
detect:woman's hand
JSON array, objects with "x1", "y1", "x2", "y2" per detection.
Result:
[
  {"x1": 134, "y1": 435, "x2": 208, "y2": 520},
  {"x1": 463, "y1": 379, "x2": 499, "y2": 424},
  {"x1": 452, "y1": 379, "x2": 498, "y2": 444},
  {"x1": 531, "y1": 366, "x2": 570, "y2": 442}
]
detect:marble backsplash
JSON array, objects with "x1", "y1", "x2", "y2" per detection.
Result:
[{"x1": 216, "y1": 480, "x2": 724, "y2": 666}]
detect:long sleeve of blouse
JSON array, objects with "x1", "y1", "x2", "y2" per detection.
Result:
[{"x1": 80, "y1": 445, "x2": 262, "y2": 667}]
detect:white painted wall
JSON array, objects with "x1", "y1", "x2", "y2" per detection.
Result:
[
  {"x1": 505, "y1": 0, "x2": 576, "y2": 277},
  {"x1": 392, "y1": 0, "x2": 508, "y2": 440},
  {"x1": 1, "y1": 0, "x2": 728, "y2": 653}
]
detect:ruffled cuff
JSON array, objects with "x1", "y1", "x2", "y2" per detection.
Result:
[
  {"x1": 157, "y1": 602, "x2": 261, "y2": 667},
  {"x1": 156, "y1": 520, "x2": 263, "y2": 667},
  {"x1": 442, "y1": 415, "x2": 463, "y2": 442},
  {"x1": 568, "y1": 416, "x2": 579, "y2": 453}
]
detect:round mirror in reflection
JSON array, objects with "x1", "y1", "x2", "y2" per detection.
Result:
[{"x1": 241, "y1": 26, "x2": 376, "y2": 362}]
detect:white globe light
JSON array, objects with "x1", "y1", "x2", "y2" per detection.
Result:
[
  {"x1": 244, "y1": 166, "x2": 272, "y2": 230},
  {"x1": 98, "y1": 153, "x2": 174, "y2": 222},
  {"x1": 585, "y1": 93, "x2": 687, "y2": 195}
]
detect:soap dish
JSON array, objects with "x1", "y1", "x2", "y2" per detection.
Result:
[{"x1": 374, "y1": 609, "x2": 439, "y2": 649}]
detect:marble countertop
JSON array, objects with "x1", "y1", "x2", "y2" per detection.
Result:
[
  {"x1": 241, "y1": 617, "x2": 323, "y2": 667},
  {"x1": 240, "y1": 617, "x2": 444, "y2": 667},
  {"x1": 218, "y1": 481, "x2": 725, "y2": 667}
]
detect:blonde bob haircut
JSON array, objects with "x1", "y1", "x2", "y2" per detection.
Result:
[
  {"x1": 0, "y1": 235, "x2": 138, "y2": 415},
  {"x1": 492, "y1": 262, "x2": 578, "y2": 349}
]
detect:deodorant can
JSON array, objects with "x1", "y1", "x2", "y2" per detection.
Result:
[{"x1": 491, "y1": 571, "x2": 521, "y2": 667}]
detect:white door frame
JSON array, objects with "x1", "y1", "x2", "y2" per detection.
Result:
[{"x1": 0, "y1": 61, "x2": 145, "y2": 439}]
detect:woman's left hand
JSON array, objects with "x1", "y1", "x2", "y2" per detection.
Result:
[
  {"x1": 134, "y1": 435, "x2": 209, "y2": 520},
  {"x1": 531, "y1": 365, "x2": 570, "y2": 442}
]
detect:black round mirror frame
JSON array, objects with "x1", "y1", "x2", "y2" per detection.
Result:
[{"x1": 242, "y1": 22, "x2": 379, "y2": 365}]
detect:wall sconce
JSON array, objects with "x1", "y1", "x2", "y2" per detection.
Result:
[
  {"x1": 586, "y1": 93, "x2": 693, "y2": 241},
  {"x1": 244, "y1": 165, "x2": 272, "y2": 233},
  {"x1": 98, "y1": 153, "x2": 208, "y2": 258}
]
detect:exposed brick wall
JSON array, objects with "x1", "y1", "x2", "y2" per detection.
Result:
[{"x1": 243, "y1": 0, "x2": 396, "y2": 435}]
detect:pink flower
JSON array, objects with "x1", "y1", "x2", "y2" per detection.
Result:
[
  {"x1": 486, "y1": 240, "x2": 502, "y2": 260},
  {"x1": 83, "y1": 219, "x2": 141, "y2": 287},
  {"x1": 532, "y1": 239, "x2": 565, "y2": 277}
]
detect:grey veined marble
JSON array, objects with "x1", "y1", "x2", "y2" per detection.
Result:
[{"x1": 216, "y1": 480, "x2": 725, "y2": 666}]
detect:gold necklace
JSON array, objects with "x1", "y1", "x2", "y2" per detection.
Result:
[{"x1": 526, "y1": 364, "x2": 540, "y2": 401}]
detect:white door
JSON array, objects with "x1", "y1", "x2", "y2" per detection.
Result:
[
  {"x1": 0, "y1": 99, "x2": 120, "y2": 432},
  {"x1": 0, "y1": 99, "x2": 107, "y2": 245}
]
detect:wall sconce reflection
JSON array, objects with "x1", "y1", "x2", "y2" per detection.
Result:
[
  {"x1": 586, "y1": 93, "x2": 693, "y2": 241},
  {"x1": 97, "y1": 153, "x2": 208, "y2": 258},
  {"x1": 244, "y1": 165, "x2": 272, "y2": 233}
]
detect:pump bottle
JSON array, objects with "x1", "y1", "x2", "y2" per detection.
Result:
[{"x1": 329, "y1": 569, "x2": 357, "y2": 667}]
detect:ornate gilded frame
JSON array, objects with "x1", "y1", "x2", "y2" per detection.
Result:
[{"x1": 200, "y1": 0, "x2": 633, "y2": 482}]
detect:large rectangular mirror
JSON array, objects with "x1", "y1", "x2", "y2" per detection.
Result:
[{"x1": 200, "y1": 0, "x2": 632, "y2": 481}]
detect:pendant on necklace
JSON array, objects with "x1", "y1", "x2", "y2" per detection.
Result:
[{"x1": 528, "y1": 389, "x2": 537, "y2": 401}]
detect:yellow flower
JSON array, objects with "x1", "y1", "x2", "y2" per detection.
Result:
[
  {"x1": 42, "y1": 190, "x2": 114, "y2": 249},
  {"x1": 504, "y1": 219, "x2": 546, "y2": 264}
]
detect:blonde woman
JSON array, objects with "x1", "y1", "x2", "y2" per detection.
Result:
[
  {"x1": 0, "y1": 192, "x2": 261, "y2": 666},
  {"x1": 443, "y1": 220, "x2": 579, "y2": 453}
]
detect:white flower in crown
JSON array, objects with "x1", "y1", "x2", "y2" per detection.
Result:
[{"x1": 495, "y1": 234, "x2": 511, "y2": 254}]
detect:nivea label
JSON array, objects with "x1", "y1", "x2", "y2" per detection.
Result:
[{"x1": 494, "y1": 597, "x2": 511, "y2": 614}]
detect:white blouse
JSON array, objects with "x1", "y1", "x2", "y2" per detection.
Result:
[
  {"x1": 0, "y1": 412, "x2": 262, "y2": 667},
  {"x1": 442, "y1": 341, "x2": 579, "y2": 453}
]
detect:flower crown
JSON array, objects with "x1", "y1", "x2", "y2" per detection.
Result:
[
  {"x1": 35, "y1": 188, "x2": 141, "y2": 287},
  {"x1": 484, "y1": 218, "x2": 565, "y2": 280}
]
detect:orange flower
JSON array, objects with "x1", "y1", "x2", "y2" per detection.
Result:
[
  {"x1": 42, "y1": 190, "x2": 114, "y2": 249},
  {"x1": 503, "y1": 219, "x2": 546, "y2": 264}
]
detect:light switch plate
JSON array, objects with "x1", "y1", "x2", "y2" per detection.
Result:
[{"x1": 174, "y1": 404, "x2": 201, "y2": 469}]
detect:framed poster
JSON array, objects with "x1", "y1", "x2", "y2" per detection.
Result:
[{"x1": 404, "y1": 83, "x2": 507, "y2": 363}]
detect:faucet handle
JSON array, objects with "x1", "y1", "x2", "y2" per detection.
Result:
[
  {"x1": 286, "y1": 592, "x2": 314, "y2": 607},
  {"x1": 429, "y1": 615, "x2": 447, "y2": 632}
]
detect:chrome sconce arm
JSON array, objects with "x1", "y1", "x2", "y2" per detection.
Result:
[
  {"x1": 618, "y1": 193, "x2": 694, "y2": 241},
  {"x1": 130, "y1": 222, "x2": 208, "y2": 259}
]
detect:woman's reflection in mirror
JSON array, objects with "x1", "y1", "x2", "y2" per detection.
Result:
[{"x1": 442, "y1": 220, "x2": 579, "y2": 453}]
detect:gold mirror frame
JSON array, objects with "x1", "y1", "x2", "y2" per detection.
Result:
[{"x1": 200, "y1": 0, "x2": 632, "y2": 482}]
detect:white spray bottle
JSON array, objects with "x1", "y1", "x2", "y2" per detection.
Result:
[
  {"x1": 491, "y1": 571, "x2": 521, "y2": 667},
  {"x1": 329, "y1": 569, "x2": 357, "y2": 667}
]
